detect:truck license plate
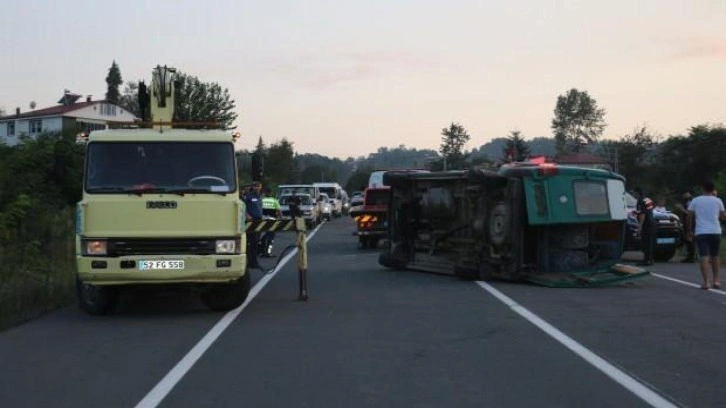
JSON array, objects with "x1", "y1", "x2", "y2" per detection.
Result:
[
  {"x1": 139, "y1": 260, "x2": 185, "y2": 270},
  {"x1": 656, "y1": 238, "x2": 675, "y2": 244}
]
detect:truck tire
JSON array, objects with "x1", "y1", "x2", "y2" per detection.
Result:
[
  {"x1": 76, "y1": 276, "x2": 119, "y2": 315},
  {"x1": 489, "y1": 203, "x2": 511, "y2": 246},
  {"x1": 200, "y1": 272, "x2": 251, "y2": 312}
]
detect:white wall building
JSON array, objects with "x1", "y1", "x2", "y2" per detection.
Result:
[{"x1": 0, "y1": 93, "x2": 137, "y2": 146}]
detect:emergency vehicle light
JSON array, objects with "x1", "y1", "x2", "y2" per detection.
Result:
[{"x1": 538, "y1": 163, "x2": 559, "y2": 176}]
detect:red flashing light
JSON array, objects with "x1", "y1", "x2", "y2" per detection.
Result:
[{"x1": 538, "y1": 163, "x2": 559, "y2": 176}]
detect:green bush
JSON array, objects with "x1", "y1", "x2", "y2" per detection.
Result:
[{"x1": 0, "y1": 131, "x2": 83, "y2": 330}]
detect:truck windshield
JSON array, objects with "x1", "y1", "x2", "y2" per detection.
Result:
[{"x1": 85, "y1": 142, "x2": 237, "y2": 194}]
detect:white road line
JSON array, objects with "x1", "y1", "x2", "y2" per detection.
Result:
[
  {"x1": 135, "y1": 224, "x2": 322, "y2": 408},
  {"x1": 651, "y1": 272, "x2": 726, "y2": 295},
  {"x1": 476, "y1": 281, "x2": 678, "y2": 408}
]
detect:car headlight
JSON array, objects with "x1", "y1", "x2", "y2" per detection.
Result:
[
  {"x1": 216, "y1": 239, "x2": 237, "y2": 254},
  {"x1": 83, "y1": 239, "x2": 107, "y2": 256}
]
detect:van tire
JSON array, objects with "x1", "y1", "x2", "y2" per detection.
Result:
[
  {"x1": 200, "y1": 272, "x2": 251, "y2": 312},
  {"x1": 76, "y1": 276, "x2": 119, "y2": 315}
]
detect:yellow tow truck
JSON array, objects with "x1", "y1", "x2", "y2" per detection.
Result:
[{"x1": 74, "y1": 65, "x2": 249, "y2": 314}]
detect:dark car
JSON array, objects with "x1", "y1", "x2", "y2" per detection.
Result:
[{"x1": 623, "y1": 193, "x2": 684, "y2": 262}]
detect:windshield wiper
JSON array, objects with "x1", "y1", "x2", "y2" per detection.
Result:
[
  {"x1": 129, "y1": 186, "x2": 175, "y2": 196},
  {"x1": 87, "y1": 186, "x2": 128, "y2": 193},
  {"x1": 164, "y1": 188, "x2": 228, "y2": 196}
]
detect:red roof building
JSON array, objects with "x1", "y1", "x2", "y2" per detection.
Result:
[{"x1": 0, "y1": 92, "x2": 138, "y2": 146}]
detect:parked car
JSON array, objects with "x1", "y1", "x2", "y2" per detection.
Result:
[{"x1": 623, "y1": 193, "x2": 684, "y2": 262}]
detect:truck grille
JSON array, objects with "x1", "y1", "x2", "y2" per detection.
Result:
[{"x1": 108, "y1": 238, "x2": 217, "y2": 256}]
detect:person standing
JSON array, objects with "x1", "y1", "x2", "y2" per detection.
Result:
[
  {"x1": 244, "y1": 181, "x2": 263, "y2": 268},
  {"x1": 260, "y1": 188, "x2": 282, "y2": 257},
  {"x1": 687, "y1": 180, "x2": 726, "y2": 289},
  {"x1": 634, "y1": 188, "x2": 656, "y2": 266},
  {"x1": 676, "y1": 192, "x2": 695, "y2": 263}
]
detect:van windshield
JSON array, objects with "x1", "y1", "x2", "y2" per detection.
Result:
[
  {"x1": 85, "y1": 142, "x2": 236, "y2": 194},
  {"x1": 318, "y1": 187, "x2": 339, "y2": 199}
]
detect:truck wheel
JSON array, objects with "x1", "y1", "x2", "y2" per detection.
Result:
[
  {"x1": 76, "y1": 276, "x2": 119, "y2": 315},
  {"x1": 200, "y1": 272, "x2": 251, "y2": 311},
  {"x1": 489, "y1": 203, "x2": 511, "y2": 246},
  {"x1": 654, "y1": 248, "x2": 677, "y2": 262}
]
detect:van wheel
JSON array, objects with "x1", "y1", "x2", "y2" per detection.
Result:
[
  {"x1": 200, "y1": 272, "x2": 251, "y2": 311},
  {"x1": 76, "y1": 277, "x2": 119, "y2": 315}
]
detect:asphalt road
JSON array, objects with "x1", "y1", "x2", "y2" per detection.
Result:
[{"x1": 0, "y1": 219, "x2": 724, "y2": 407}]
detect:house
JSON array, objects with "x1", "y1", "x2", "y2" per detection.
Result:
[
  {"x1": 0, "y1": 92, "x2": 138, "y2": 146},
  {"x1": 555, "y1": 152, "x2": 612, "y2": 171}
]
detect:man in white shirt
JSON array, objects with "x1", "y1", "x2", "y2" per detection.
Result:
[{"x1": 687, "y1": 180, "x2": 726, "y2": 289}]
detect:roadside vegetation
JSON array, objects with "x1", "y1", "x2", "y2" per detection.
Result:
[{"x1": 0, "y1": 131, "x2": 83, "y2": 330}]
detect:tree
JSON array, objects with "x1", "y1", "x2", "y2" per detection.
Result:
[
  {"x1": 105, "y1": 61, "x2": 123, "y2": 104},
  {"x1": 173, "y1": 71, "x2": 238, "y2": 130},
  {"x1": 345, "y1": 165, "x2": 374, "y2": 193},
  {"x1": 598, "y1": 126, "x2": 656, "y2": 189},
  {"x1": 266, "y1": 139, "x2": 295, "y2": 185},
  {"x1": 251, "y1": 136, "x2": 266, "y2": 182},
  {"x1": 120, "y1": 70, "x2": 238, "y2": 128},
  {"x1": 300, "y1": 164, "x2": 324, "y2": 184},
  {"x1": 551, "y1": 88, "x2": 606, "y2": 155},
  {"x1": 117, "y1": 81, "x2": 140, "y2": 118},
  {"x1": 502, "y1": 130, "x2": 530, "y2": 162},
  {"x1": 439, "y1": 122, "x2": 470, "y2": 170}
]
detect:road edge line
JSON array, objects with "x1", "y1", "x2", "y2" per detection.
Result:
[
  {"x1": 651, "y1": 272, "x2": 726, "y2": 295},
  {"x1": 135, "y1": 224, "x2": 322, "y2": 408},
  {"x1": 476, "y1": 281, "x2": 678, "y2": 408}
]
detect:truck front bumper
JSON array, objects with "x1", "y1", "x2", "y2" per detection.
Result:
[{"x1": 77, "y1": 254, "x2": 247, "y2": 285}]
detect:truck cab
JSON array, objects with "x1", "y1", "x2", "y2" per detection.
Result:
[{"x1": 74, "y1": 65, "x2": 250, "y2": 314}]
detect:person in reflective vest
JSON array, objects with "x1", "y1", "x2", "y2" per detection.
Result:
[{"x1": 260, "y1": 188, "x2": 282, "y2": 257}]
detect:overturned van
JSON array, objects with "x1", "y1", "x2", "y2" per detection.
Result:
[{"x1": 379, "y1": 163, "x2": 650, "y2": 287}]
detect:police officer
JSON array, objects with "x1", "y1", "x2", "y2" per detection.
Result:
[
  {"x1": 634, "y1": 187, "x2": 656, "y2": 265},
  {"x1": 260, "y1": 188, "x2": 282, "y2": 257},
  {"x1": 244, "y1": 181, "x2": 263, "y2": 268}
]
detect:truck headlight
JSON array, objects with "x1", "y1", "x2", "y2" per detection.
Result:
[
  {"x1": 83, "y1": 239, "x2": 107, "y2": 256},
  {"x1": 216, "y1": 239, "x2": 237, "y2": 254}
]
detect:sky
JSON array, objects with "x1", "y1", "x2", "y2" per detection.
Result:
[{"x1": 0, "y1": 0, "x2": 724, "y2": 159}]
